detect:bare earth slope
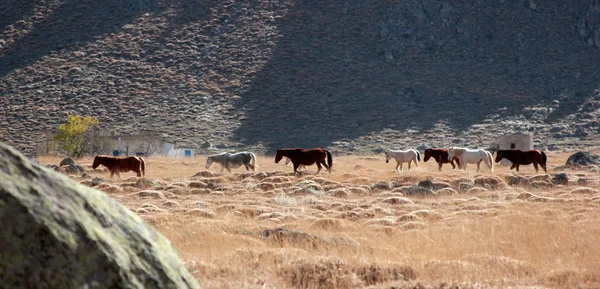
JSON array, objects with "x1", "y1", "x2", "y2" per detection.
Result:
[{"x1": 2, "y1": 0, "x2": 600, "y2": 155}]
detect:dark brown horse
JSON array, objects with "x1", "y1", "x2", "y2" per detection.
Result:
[
  {"x1": 92, "y1": 155, "x2": 146, "y2": 178},
  {"x1": 275, "y1": 148, "x2": 332, "y2": 174},
  {"x1": 494, "y1": 149, "x2": 547, "y2": 173},
  {"x1": 423, "y1": 148, "x2": 461, "y2": 171}
]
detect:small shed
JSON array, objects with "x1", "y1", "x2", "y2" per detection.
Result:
[{"x1": 497, "y1": 133, "x2": 533, "y2": 150}]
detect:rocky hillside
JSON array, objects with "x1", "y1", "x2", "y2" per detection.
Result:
[{"x1": 2, "y1": 0, "x2": 600, "y2": 156}]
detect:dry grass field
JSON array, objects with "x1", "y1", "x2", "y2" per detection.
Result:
[{"x1": 41, "y1": 152, "x2": 600, "y2": 289}]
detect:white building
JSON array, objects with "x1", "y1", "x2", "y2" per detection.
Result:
[{"x1": 109, "y1": 131, "x2": 195, "y2": 157}]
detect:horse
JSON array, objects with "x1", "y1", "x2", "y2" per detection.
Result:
[
  {"x1": 92, "y1": 155, "x2": 146, "y2": 178},
  {"x1": 423, "y1": 148, "x2": 461, "y2": 171},
  {"x1": 206, "y1": 152, "x2": 257, "y2": 173},
  {"x1": 447, "y1": 147, "x2": 494, "y2": 172},
  {"x1": 495, "y1": 149, "x2": 547, "y2": 173},
  {"x1": 275, "y1": 148, "x2": 332, "y2": 174},
  {"x1": 384, "y1": 149, "x2": 420, "y2": 172}
]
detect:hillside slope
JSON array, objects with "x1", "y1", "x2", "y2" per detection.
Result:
[{"x1": 1, "y1": 0, "x2": 600, "y2": 156}]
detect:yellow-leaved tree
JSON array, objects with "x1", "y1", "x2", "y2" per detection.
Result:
[{"x1": 53, "y1": 114, "x2": 99, "y2": 159}]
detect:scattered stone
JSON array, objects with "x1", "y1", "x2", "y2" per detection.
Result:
[
  {"x1": 91, "y1": 177, "x2": 105, "y2": 186},
  {"x1": 417, "y1": 179, "x2": 434, "y2": 189},
  {"x1": 62, "y1": 164, "x2": 84, "y2": 175},
  {"x1": 137, "y1": 190, "x2": 165, "y2": 199},
  {"x1": 371, "y1": 181, "x2": 393, "y2": 191},
  {"x1": 551, "y1": 173, "x2": 569, "y2": 185},
  {"x1": 506, "y1": 175, "x2": 530, "y2": 187},
  {"x1": 136, "y1": 178, "x2": 158, "y2": 188},
  {"x1": 458, "y1": 182, "x2": 475, "y2": 193},
  {"x1": 399, "y1": 186, "x2": 437, "y2": 197}
]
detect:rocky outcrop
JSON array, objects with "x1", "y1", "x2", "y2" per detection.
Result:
[
  {"x1": 566, "y1": 151, "x2": 600, "y2": 167},
  {"x1": 0, "y1": 143, "x2": 199, "y2": 289}
]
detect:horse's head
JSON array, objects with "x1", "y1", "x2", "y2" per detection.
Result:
[
  {"x1": 423, "y1": 149, "x2": 432, "y2": 162},
  {"x1": 92, "y1": 156, "x2": 100, "y2": 169},
  {"x1": 384, "y1": 150, "x2": 392, "y2": 163},
  {"x1": 206, "y1": 157, "x2": 214, "y2": 169},
  {"x1": 494, "y1": 150, "x2": 503, "y2": 163},
  {"x1": 274, "y1": 149, "x2": 284, "y2": 163}
]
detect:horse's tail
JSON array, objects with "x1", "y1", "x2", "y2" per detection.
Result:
[
  {"x1": 416, "y1": 151, "x2": 421, "y2": 161},
  {"x1": 487, "y1": 151, "x2": 494, "y2": 172},
  {"x1": 325, "y1": 150, "x2": 333, "y2": 170},
  {"x1": 250, "y1": 152, "x2": 258, "y2": 168},
  {"x1": 140, "y1": 157, "x2": 146, "y2": 178},
  {"x1": 541, "y1": 151, "x2": 547, "y2": 168}
]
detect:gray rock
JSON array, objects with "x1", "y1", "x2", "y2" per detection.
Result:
[
  {"x1": 505, "y1": 175, "x2": 530, "y2": 187},
  {"x1": 399, "y1": 186, "x2": 437, "y2": 197},
  {"x1": 91, "y1": 177, "x2": 105, "y2": 186},
  {"x1": 371, "y1": 180, "x2": 393, "y2": 191},
  {"x1": 0, "y1": 143, "x2": 199, "y2": 289},
  {"x1": 62, "y1": 164, "x2": 85, "y2": 175},
  {"x1": 551, "y1": 173, "x2": 569, "y2": 185},
  {"x1": 566, "y1": 151, "x2": 600, "y2": 167},
  {"x1": 417, "y1": 179, "x2": 434, "y2": 189},
  {"x1": 60, "y1": 157, "x2": 76, "y2": 166},
  {"x1": 458, "y1": 182, "x2": 474, "y2": 193}
]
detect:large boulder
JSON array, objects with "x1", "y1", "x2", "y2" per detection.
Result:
[
  {"x1": 60, "y1": 157, "x2": 76, "y2": 166},
  {"x1": 566, "y1": 152, "x2": 600, "y2": 167},
  {"x1": 0, "y1": 143, "x2": 199, "y2": 289}
]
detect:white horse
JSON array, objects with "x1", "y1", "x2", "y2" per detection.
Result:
[
  {"x1": 384, "y1": 149, "x2": 420, "y2": 173},
  {"x1": 206, "y1": 152, "x2": 257, "y2": 173},
  {"x1": 447, "y1": 147, "x2": 494, "y2": 172}
]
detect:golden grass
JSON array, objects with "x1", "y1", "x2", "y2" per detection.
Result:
[{"x1": 40, "y1": 152, "x2": 600, "y2": 288}]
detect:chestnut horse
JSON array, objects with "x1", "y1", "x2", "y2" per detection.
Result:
[
  {"x1": 92, "y1": 155, "x2": 146, "y2": 178},
  {"x1": 275, "y1": 148, "x2": 332, "y2": 174},
  {"x1": 495, "y1": 149, "x2": 547, "y2": 173},
  {"x1": 423, "y1": 148, "x2": 460, "y2": 171}
]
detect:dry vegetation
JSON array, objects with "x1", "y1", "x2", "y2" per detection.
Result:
[{"x1": 42, "y1": 152, "x2": 600, "y2": 288}]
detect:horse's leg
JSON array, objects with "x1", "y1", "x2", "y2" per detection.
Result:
[
  {"x1": 399, "y1": 162, "x2": 403, "y2": 172},
  {"x1": 293, "y1": 163, "x2": 300, "y2": 174},
  {"x1": 476, "y1": 160, "x2": 482, "y2": 172},
  {"x1": 542, "y1": 162, "x2": 547, "y2": 173},
  {"x1": 533, "y1": 163, "x2": 539, "y2": 172},
  {"x1": 516, "y1": 164, "x2": 520, "y2": 172},
  {"x1": 439, "y1": 162, "x2": 443, "y2": 171},
  {"x1": 408, "y1": 160, "x2": 411, "y2": 170},
  {"x1": 316, "y1": 162, "x2": 323, "y2": 174}
]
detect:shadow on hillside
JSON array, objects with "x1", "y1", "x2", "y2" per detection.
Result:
[
  {"x1": 232, "y1": 1, "x2": 599, "y2": 153},
  {"x1": 0, "y1": 0, "x2": 163, "y2": 78},
  {"x1": 0, "y1": 0, "x2": 223, "y2": 78},
  {"x1": 0, "y1": 1, "x2": 39, "y2": 32}
]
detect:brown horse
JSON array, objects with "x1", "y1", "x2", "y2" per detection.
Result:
[
  {"x1": 494, "y1": 149, "x2": 547, "y2": 173},
  {"x1": 275, "y1": 148, "x2": 332, "y2": 174},
  {"x1": 423, "y1": 148, "x2": 461, "y2": 171},
  {"x1": 92, "y1": 155, "x2": 146, "y2": 178}
]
